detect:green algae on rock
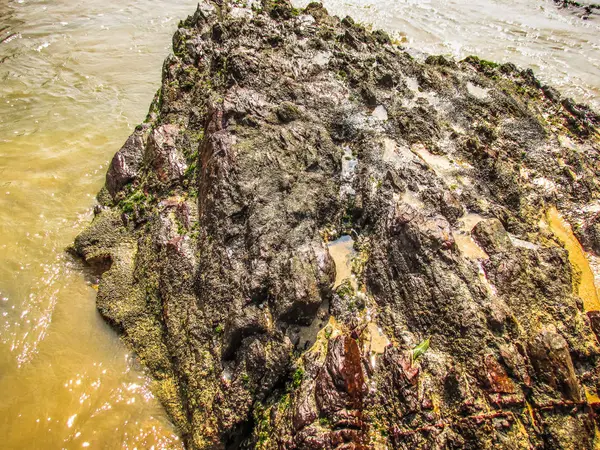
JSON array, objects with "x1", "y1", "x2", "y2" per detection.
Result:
[{"x1": 73, "y1": 0, "x2": 600, "y2": 448}]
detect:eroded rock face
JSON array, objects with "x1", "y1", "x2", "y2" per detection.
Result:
[{"x1": 73, "y1": 0, "x2": 600, "y2": 448}]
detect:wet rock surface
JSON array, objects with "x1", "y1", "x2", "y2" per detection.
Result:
[
  {"x1": 554, "y1": 0, "x2": 600, "y2": 20},
  {"x1": 73, "y1": 0, "x2": 600, "y2": 448}
]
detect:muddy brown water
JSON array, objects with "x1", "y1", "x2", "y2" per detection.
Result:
[
  {"x1": 328, "y1": 235, "x2": 357, "y2": 288},
  {"x1": 0, "y1": 0, "x2": 599, "y2": 447}
]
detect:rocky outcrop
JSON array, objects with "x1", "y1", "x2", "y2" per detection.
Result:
[
  {"x1": 554, "y1": 0, "x2": 600, "y2": 19},
  {"x1": 73, "y1": 0, "x2": 600, "y2": 448}
]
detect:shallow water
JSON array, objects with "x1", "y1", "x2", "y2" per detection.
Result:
[
  {"x1": 328, "y1": 235, "x2": 357, "y2": 287},
  {"x1": 453, "y1": 213, "x2": 489, "y2": 260},
  {"x1": 0, "y1": 0, "x2": 197, "y2": 448},
  {"x1": 0, "y1": 0, "x2": 599, "y2": 447}
]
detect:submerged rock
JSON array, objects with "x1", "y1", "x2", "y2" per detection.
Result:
[{"x1": 73, "y1": 0, "x2": 600, "y2": 448}]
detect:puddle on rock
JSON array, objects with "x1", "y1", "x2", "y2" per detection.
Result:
[
  {"x1": 382, "y1": 137, "x2": 418, "y2": 169},
  {"x1": 545, "y1": 207, "x2": 600, "y2": 312},
  {"x1": 453, "y1": 213, "x2": 489, "y2": 260},
  {"x1": 362, "y1": 321, "x2": 391, "y2": 370},
  {"x1": 413, "y1": 144, "x2": 453, "y2": 170},
  {"x1": 405, "y1": 77, "x2": 420, "y2": 93},
  {"x1": 293, "y1": 302, "x2": 338, "y2": 351},
  {"x1": 230, "y1": 6, "x2": 253, "y2": 19},
  {"x1": 403, "y1": 77, "x2": 442, "y2": 108},
  {"x1": 558, "y1": 135, "x2": 579, "y2": 151},
  {"x1": 293, "y1": 235, "x2": 394, "y2": 369},
  {"x1": 454, "y1": 235, "x2": 489, "y2": 260},
  {"x1": 411, "y1": 144, "x2": 475, "y2": 191},
  {"x1": 290, "y1": 236, "x2": 357, "y2": 350},
  {"x1": 459, "y1": 213, "x2": 486, "y2": 231},
  {"x1": 466, "y1": 81, "x2": 490, "y2": 99},
  {"x1": 412, "y1": 144, "x2": 474, "y2": 175},
  {"x1": 382, "y1": 137, "x2": 398, "y2": 163},
  {"x1": 401, "y1": 189, "x2": 425, "y2": 210},
  {"x1": 328, "y1": 235, "x2": 357, "y2": 288},
  {"x1": 371, "y1": 105, "x2": 388, "y2": 121},
  {"x1": 364, "y1": 322, "x2": 390, "y2": 354},
  {"x1": 587, "y1": 254, "x2": 600, "y2": 301}
]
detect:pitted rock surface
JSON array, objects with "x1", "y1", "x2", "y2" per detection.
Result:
[{"x1": 73, "y1": 0, "x2": 600, "y2": 448}]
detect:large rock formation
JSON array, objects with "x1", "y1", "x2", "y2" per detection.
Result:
[
  {"x1": 72, "y1": 0, "x2": 600, "y2": 448},
  {"x1": 554, "y1": 0, "x2": 600, "y2": 19}
]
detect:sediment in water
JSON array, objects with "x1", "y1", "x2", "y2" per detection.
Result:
[{"x1": 73, "y1": 0, "x2": 600, "y2": 447}]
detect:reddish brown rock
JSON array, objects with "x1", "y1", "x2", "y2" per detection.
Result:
[
  {"x1": 146, "y1": 124, "x2": 187, "y2": 183},
  {"x1": 316, "y1": 335, "x2": 367, "y2": 416},
  {"x1": 481, "y1": 353, "x2": 515, "y2": 394},
  {"x1": 106, "y1": 126, "x2": 147, "y2": 197}
]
